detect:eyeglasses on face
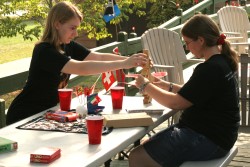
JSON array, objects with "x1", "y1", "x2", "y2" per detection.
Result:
[{"x1": 185, "y1": 40, "x2": 195, "y2": 46}]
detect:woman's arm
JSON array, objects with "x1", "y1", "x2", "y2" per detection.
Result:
[
  {"x1": 84, "y1": 51, "x2": 127, "y2": 61},
  {"x1": 61, "y1": 53, "x2": 147, "y2": 75},
  {"x1": 152, "y1": 76, "x2": 182, "y2": 93},
  {"x1": 136, "y1": 75, "x2": 192, "y2": 110}
]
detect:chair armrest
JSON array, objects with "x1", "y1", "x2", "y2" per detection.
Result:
[
  {"x1": 153, "y1": 64, "x2": 175, "y2": 69},
  {"x1": 186, "y1": 59, "x2": 204, "y2": 63},
  {"x1": 230, "y1": 42, "x2": 250, "y2": 46},
  {"x1": 153, "y1": 64, "x2": 176, "y2": 82},
  {"x1": 226, "y1": 36, "x2": 244, "y2": 41},
  {"x1": 222, "y1": 31, "x2": 241, "y2": 36},
  {"x1": 230, "y1": 42, "x2": 250, "y2": 54},
  {"x1": 221, "y1": 32, "x2": 244, "y2": 42}
]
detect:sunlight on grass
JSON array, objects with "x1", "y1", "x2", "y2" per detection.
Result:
[{"x1": 0, "y1": 21, "x2": 40, "y2": 64}]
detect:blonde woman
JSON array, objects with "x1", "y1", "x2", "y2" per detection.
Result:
[{"x1": 7, "y1": 1, "x2": 147, "y2": 125}]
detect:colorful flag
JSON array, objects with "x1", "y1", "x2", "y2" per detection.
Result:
[
  {"x1": 87, "y1": 93, "x2": 101, "y2": 105},
  {"x1": 113, "y1": 46, "x2": 119, "y2": 54},
  {"x1": 87, "y1": 93, "x2": 104, "y2": 114},
  {"x1": 103, "y1": 1, "x2": 121, "y2": 23},
  {"x1": 84, "y1": 85, "x2": 95, "y2": 96},
  {"x1": 102, "y1": 71, "x2": 116, "y2": 91},
  {"x1": 74, "y1": 86, "x2": 84, "y2": 96}
]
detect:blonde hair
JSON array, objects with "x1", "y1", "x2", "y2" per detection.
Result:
[
  {"x1": 38, "y1": 1, "x2": 82, "y2": 52},
  {"x1": 181, "y1": 14, "x2": 238, "y2": 71}
]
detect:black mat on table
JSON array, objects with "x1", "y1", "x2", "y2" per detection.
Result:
[{"x1": 16, "y1": 115, "x2": 112, "y2": 135}]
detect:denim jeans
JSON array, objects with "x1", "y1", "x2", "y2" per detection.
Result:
[{"x1": 143, "y1": 124, "x2": 228, "y2": 167}]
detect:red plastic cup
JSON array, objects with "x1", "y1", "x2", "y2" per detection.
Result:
[
  {"x1": 86, "y1": 115, "x2": 104, "y2": 144},
  {"x1": 110, "y1": 86, "x2": 125, "y2": 109},
  {"x1": 58, "y1": 89, "x2": 73, "y2": 111}
]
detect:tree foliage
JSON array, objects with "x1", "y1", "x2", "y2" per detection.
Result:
[
  {"x1": 146, "y1": 0, "x2": 194, "y2": 28},
  {"x1": 0, "y1": 0, "x2": 195, "y2": 41},
  {"x1": 0, "y1": 0, "x2": 156, "y2": 41}
]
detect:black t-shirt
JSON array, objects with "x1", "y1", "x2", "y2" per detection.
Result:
[
  {"x1": 7, "y1": 41, "x2": 90, "y2": 124},
  {"x1": 178, "y1": 54, "x2": 240, "y2": 151}
]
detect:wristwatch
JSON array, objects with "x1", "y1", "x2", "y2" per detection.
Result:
[
  {"x1": 139, "y1": 81, "x2": 150, "y2": 94},
  {"x1": 169, "y1": 82, "x2": 173, "y2": 92}
]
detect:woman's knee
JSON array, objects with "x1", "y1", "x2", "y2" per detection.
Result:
[
  {"x1": 129, "y1": 145, "x2": 140, "y2": 162},
  {"x1": 129, "y1": 145, "x2": 144, "y2": 166}
]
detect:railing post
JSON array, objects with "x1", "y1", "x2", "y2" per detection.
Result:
[
  {"x1": 0, "y1": 99, "x2": 6, "y2": 128},
  {"x1": 177, "y1": 8, "x2": 183, "y2": 24},
  {"x1": 129, "y1": 32, "x2": 137, "y2": 39},
  {"x1": 240, "y1": 0, "x2": 246, "y2": 6},
  {"x1": 209, "y1": 0, "x2": 215, "y2": 14},
  {"x1": 118, "y1": 31, "x2": 128, "y2": 56}
]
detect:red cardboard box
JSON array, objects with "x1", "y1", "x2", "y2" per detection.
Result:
[
  {"x1": 45, "y1": 110, "x2": 78, "y2": 122},
  {"x1": 30, "y1": 154, "x2": 61, "y2": 163},
  {"x1": 30, "y1": 147, "x2": 61, "y2": 163}
]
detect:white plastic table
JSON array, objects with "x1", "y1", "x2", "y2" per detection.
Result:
[{"x1": 0, "y1": 95, "x2": 175, "y2": 167}]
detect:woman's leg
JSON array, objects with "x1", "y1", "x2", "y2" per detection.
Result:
[{"x1": 129, "y1": 145, "x2": 161, "y2": 167}]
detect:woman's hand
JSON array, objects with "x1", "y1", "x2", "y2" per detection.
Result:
[
  {"x1": 152, "y1": 75, "x2": 168, "y2": 90},
  {"x1": 123, "y1": 53, "x2": 148, "y2": 69},
  {"x1": 135, "y1": 75, "x2": 149, "y2": 88}
]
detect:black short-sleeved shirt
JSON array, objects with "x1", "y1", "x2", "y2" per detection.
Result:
[
  {"x1": 6, "y1": 41, "x2": 90, "y2": 125},
  {"x1": 178, "y1": 54, "x2": 240, "y2": 151}
]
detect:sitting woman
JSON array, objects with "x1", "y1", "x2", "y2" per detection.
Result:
[{"x1": 129, "y1": 14, "x2": 240, "y2": 167}]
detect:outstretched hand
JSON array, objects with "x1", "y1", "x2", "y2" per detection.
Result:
[
  {"x1": 123, "y1": 53, "x2": 148, "y2": 69},
  {"x1": 151, "y1": 75, "x2": 168, "y2": 90}
]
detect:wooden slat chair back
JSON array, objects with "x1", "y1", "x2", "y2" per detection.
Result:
[
  {"x1": 141, "y1": 27, "x2": 187, "y2": 85},
  {"x1": 217, "y1": 6, "x2": 250, "y2": 54},
  {"x1": 239, "y1": 53, "x2": 250, "y2": 126}
]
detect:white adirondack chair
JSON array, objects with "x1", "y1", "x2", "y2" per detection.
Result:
[
  {"x1": 141, "y1": 28, "x2": 203, "y2": 123},
  {"x1": 217, "y1": 6, "x2": 250, "y2": 54},
  {"x1": 141, "y1": 27, "x2": 202, "y2": 85},
  {"x1": 239, "y1": 53, "x2": 250, "y2": 127}
]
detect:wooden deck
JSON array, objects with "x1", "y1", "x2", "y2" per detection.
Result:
[{"x1": 229, "y1": 127, "x2": 250, "y2": 167}]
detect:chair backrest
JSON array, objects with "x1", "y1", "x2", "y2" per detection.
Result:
[
  {"x1": 217, "y1": 6, "x2": 250, "y2": 53},
  {"x1": 239, "y1": 53, "x2": 250, "y2": 126},
  {"x1": 141, "y1": 28, "x2": 187, "y2": 84}
]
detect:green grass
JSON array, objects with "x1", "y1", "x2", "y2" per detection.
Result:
[
  {"x1": 0, "y1": 36, "x2": 36, "y2": 64},
  {"x1": 0, "y1": 21, "x2": 39, "y2": 64}
]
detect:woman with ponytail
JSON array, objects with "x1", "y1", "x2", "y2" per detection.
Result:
[{"x1": 129, "y1": 14, "x2": 240, "y2": 167}]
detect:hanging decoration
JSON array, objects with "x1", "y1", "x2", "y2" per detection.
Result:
[{"x1": 103, "y1": 0, "x2": 121, "y2": 22}]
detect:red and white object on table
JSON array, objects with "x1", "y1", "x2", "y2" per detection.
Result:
[{"x1": 30, "y1": 147, "x2": 61, "y2": 163}]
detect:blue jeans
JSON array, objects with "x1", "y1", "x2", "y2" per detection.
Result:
[{"x1": 143, "y1": 124, "x2": 228, "y2": 167}]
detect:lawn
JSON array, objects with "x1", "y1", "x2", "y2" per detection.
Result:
[{"x1": 0, "y1": 21, "x2": 38, "y2": 64}]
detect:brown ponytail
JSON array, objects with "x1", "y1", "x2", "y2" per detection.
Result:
[{"x1": 181, "y1": 14, "x2": 239, "y2": 72}]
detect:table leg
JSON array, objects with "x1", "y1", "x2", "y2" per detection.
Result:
[
  {"x1": 118, "y1": 139, "x2": 141, "y2": 160},
  {"x1": 104, "y1": 159, "x2": 112, "y2": 167}
]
